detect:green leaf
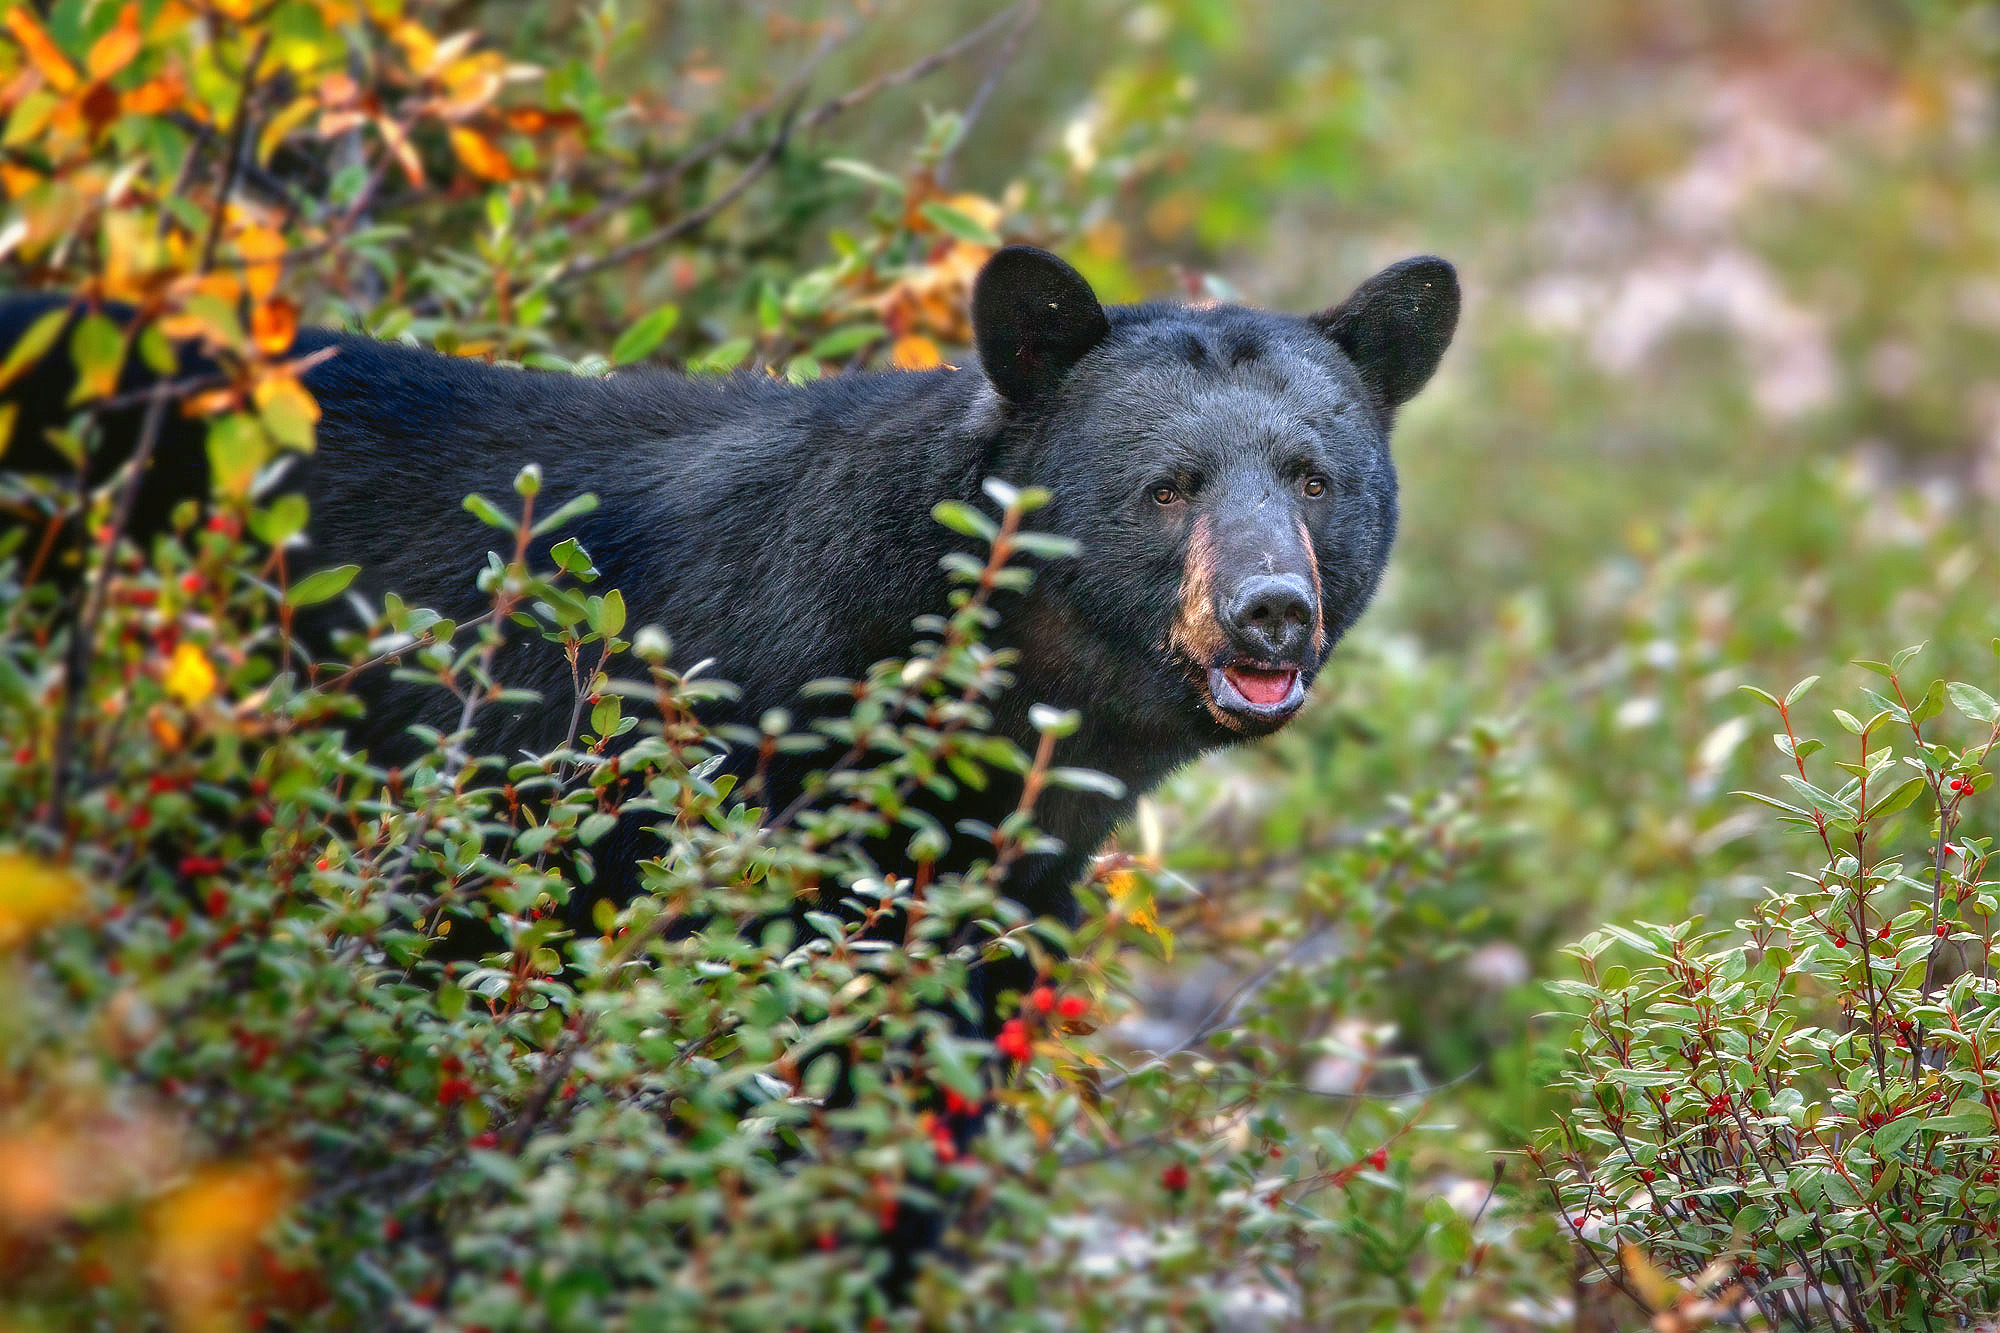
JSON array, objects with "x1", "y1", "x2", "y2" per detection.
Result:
[
  {"x1": 824, "y1": 157, "x2": 906, "y2": 196},
  {"x1": 548, "y1": 536, "x2": 598, "y2": 579},
  {"x1": 1866, "y1": 774, "x2": 1927, "y2": 820},
  {"x1": 68, "y1": 313, "x2": 126, "y2": 404},
  {"x1": 205, "y1": 414, "x2": 269, "y2": 498},
  {"x1": 1947, "y1": 682, "x2": 2000, "y2": 724},
  {"x1": 919, "y1": 200, "x2": 1001, "y2": 247},
  {"x1": 808, "y1": 323, "x2": 886, "y2": 360},
  {"x1": 610, "y1": 304, "x2": 680, "y2": 365},
  {"x1": 1784, "y1": 675, "x2": 1820, "y2": 707},
  {"x1": 286, "y1": 564, "x2": 359, "y2": 607},
  {"x1": 1872, "y1": 1116, "x2": 1920, "y2": 1156},
  {"x1": 463, "y1": 493, "x2": 514, "y2": 530},
  {"x1": 250, "y1": 493, "x2": 309, "y2": 545},
  {"x1": 0, "y1": 305, "x2": 70, "y2": 393},
  {"x1": 932, "y1": 500, "x2": 997, "y2": 542},
  {"x1": 1045, "y1": 767, "x2": 1126, "y2": 799},
  {"x1": 1733, "y1": 790, "x2": 1811, "y2": 817},
  {"x1": 691, "y1": 337, "x2": 753, "y2": 375},
  {"x1": 598, "y1": 588, "x2": 626, "y2": 638},
  {"x1": 530, "y1": 492, "x2": 600, "y2": 538}
]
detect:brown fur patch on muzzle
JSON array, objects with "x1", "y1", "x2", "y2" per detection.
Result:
[
  {"x1": 1168, "y1": 513, "x2": 1226, "y2": 667},
  {"x1": 1298, "y1": 516, "x2": 1327, "y2": 657},
  {"x1": 1167, "y1": 514, "x2": 1249, "y2": 730}
]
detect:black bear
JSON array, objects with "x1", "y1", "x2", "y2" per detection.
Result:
[{"x1": 1, "y1": 245, "x2": 1456, "y2": 990}]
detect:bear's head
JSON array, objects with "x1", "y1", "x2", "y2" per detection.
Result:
[{"x1": 973, "y1": 245, "x2": 1457, "y2": 751}]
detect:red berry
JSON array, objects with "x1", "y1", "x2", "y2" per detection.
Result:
[
  {"x1": 437, "y1": 1077, "x2": 473, "y2": 1107},
  {"x1": 470, "y1": 1131, "x2": 498, "y2": 1149},
  {"x1": 816, "y1": 1230, "x2": 837, "y2": 1252},
  {"x1": 1877, "y1": 924, "x2": 1891, "y2": 940},
  {"x1": 383, "y1": 1218, "x2": 401, "y2": 1241},
  {"x1": 1058, "y1": 994, "x2": 1089, "y2": 1021},
  {"x1": 1938, "y1": 924, "x2": 1951, "y2": 937},
  {"x1": 1028, "y1": 986, "x2": 1055, "y2": 1015},
  {"x1": 1638, "y1": 1169, "x2": 1655, "y2": 1183},
  {"x1": 204, "y1": 887, "x2": 227, "y2": 916},
  {"x1": 167, "y1": 917, "x2": 184, "y2": 942},
  {"x1": 11, "y1": 746, "x2": 31, "y2": 765},
  {"x1": 994, "y1": 1019, "x2": 1031, "y2": 1063},
  {"x1": 1160, "y1": 1162, "x2": 1190, "y2": 1192},
  {"x1": 929, "y1": 1120, "x2": 958, "y2": 1164},
  {"x1": 179, "y1": 573, "x2": 202, "y2": 595},
  {"x1": 1367, "y1": 1147, "x2": 1389, "y2": 1171},
  {"x1": 1832, "y1": 934, "x2": 1847, "y2": 949}
]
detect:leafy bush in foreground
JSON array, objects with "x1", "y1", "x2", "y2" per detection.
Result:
[{"x1": 1542, "y1": 646, "x2": 2000, "y2": 1329}]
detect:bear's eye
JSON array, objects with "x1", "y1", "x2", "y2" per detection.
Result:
[
  {"x1": 1302, "y1": 475, "x2": 1328, "y2": 499},
  {"x1": 1151, "y1": 484, "x2": 1181, "y2": 506}
]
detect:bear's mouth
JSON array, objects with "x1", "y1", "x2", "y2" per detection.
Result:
[{"x1": 1205, "y1": 660, "x2": 1306, "y2": 727}]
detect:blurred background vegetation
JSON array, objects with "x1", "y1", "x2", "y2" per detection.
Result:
[{"x1": 4, "y1": 0, "x2": 1999, "y2": 1327}]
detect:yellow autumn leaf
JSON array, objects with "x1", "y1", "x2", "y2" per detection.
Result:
[
  {"x1": 1106, "y1": 869, "x2": 1172, "y2": 959},
  {"x1": 234, "y1": 223, "x2": 286, "y2": 303},
  {"x1": 164, "y1": 642, "x2": 218, "y2": 707},
  {"x1": 0, "y1": 851, "x2": 86, "y2": 950},
  {"x1": 940, "y1": 192, "x2": 1003, "y2": 233}
]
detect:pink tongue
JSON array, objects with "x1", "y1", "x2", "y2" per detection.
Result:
[{"x1": 1228, "y1": 668, "x2": 1295, "y2": 707}]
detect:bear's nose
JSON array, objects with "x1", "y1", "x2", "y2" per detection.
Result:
[{"x1": 1223, "y1": 573, "x2": 1314, "y2": 662}]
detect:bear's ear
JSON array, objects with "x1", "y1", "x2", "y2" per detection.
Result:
[
  {"x1": 1311, "y1": 256, "x2": 1459, "y2": 417},
  {"x1": 972, "y1": 245, "x2": 1111, "y2": 404}
]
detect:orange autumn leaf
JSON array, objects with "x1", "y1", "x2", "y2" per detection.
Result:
[
  {"x1": 150, "y1": 1160, "x2": 298, "y2": 1332},
  {"x1": 250, "y1": 297, "x2": 298, "y2": 357},
  {"x1": 122, "y1": 73, "x2": 184, "y2": 117},
  {"x1": 85, "y1": 4, "x2": 142, "y2": 82},
  {"x1": 6, "y1": 7, "x2": 80, "y2": 92},
  {"x1": 448, "y1": 125, "x2": 512, "y2": 182},
  {"x1": 890, "y1": 335, "x2": 943, "y2": 371}
]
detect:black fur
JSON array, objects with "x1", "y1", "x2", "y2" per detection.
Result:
[{"x1": 0, "y1": 246, "x2": 1458, "y2": 997}]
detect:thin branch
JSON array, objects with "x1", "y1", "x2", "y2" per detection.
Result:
[
  {"x1": 933, "y1": 0, "x2": 1041, "y2": 188},
  {"x1": 567, "y1": 22, "x2": 856, "y2": 236},
  {"x1": 1097, "y1": 921, "x2": 1334, "y2": 1093},
  {"x1": 549, "y1": 3, "x2": 1030, "y2": 287}
]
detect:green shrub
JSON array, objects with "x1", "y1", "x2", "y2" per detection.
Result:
[{"x1": 1542, "y1": 646, "x2": 2000, "y2": 1329}]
